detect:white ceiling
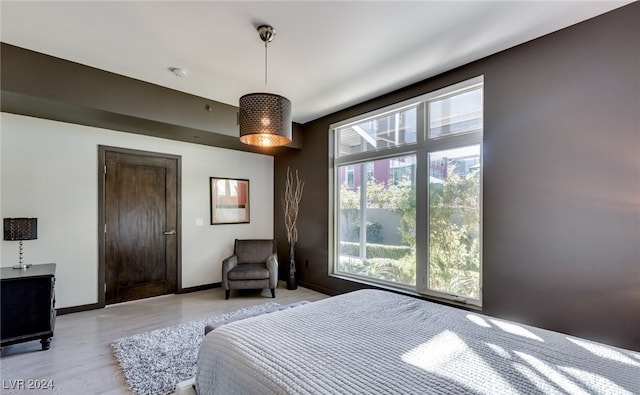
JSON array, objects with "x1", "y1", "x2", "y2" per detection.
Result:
[{"x1": 1, "y1": 1, "x2": 631, "y2": 124}]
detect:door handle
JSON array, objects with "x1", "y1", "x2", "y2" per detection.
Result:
[{"x1": 163, "y1": 230, "x2": 176, "y2": 235}]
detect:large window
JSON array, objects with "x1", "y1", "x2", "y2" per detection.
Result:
[{"x1": 331, "y1": 76, "x2": 483, "y2": 306}]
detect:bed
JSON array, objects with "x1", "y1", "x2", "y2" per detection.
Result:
[{"x1": 196, "y1": 289, "x2": 640, "y2": 394}]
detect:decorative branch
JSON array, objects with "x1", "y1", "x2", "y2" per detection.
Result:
[{"x1": 282, "y1": 167, "x2": 305, "y2": 244}]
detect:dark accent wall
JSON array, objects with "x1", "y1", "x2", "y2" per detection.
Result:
[{"x1": 275, "y1": 3, "x2": 640, "y2": 350}]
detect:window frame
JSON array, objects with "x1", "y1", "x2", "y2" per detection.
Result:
[{"x1": 329, "y1": 76, "x2": 484, "y2": 307}]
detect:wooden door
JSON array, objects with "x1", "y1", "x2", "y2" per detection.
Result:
[{"x1": 104, "y1": 150, "x2": 178, "y2": 304}]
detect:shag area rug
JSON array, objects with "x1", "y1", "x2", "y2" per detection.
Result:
[{"x1": 112, "y1": 302, "x2": 280, "y2": 395}]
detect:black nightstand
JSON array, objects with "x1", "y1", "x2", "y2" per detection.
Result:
[{"x1": 1, "y1": 263, "x2": 56, "y2": 350}]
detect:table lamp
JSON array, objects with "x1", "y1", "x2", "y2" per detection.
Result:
[{"x1": 3, "y1": 217, "x2": 38, "y2": 269}]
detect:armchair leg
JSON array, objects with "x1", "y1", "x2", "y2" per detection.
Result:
[
  {"x1": 270, "y1": 288, "x2": 276, "y2": 298},
  {"x1": 225, "y1": 290, "x2": 230, "y2": 300}
]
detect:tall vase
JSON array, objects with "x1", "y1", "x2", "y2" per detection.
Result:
[{"x1": 287, "y1": 242, "x2": 297, "y2": 290}]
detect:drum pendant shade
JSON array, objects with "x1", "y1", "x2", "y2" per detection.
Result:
[{"x1": 239, "y1": 92, "x2": 292, "y2": 147}]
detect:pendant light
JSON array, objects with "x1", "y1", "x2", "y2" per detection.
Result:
[{"x1": 239, "y1": 25, "x2": 292, "y2": 147}]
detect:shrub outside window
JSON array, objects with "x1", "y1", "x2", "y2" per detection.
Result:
[{"x1": 336, "y1": 155, "x2": 416, "y2": 288}]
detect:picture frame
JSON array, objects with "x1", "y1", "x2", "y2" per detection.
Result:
[{"x1": 210, "y1": 177, "x2": 250, "y2": 224}]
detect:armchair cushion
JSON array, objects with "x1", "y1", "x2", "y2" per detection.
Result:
[{"x1": 227, "y1": 263, "x2": 270, "y2": 281}]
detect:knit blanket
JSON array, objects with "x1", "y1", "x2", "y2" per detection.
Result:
[{"x1": 196, "y1": 289, "x2": 640, "y2": 394}]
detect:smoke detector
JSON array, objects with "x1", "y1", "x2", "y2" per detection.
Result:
[{"x1": 168, "y1": 67, "x2": 187, "y2": 77}]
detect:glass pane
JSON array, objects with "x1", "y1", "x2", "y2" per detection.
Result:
[
  {"x1": 429, "y1": 88, "x2": 482, "y2": 138},
  {"x1": 337, "y1": 107, "x2": 417, "y2": 156},
  {"x1": 337, "y1": 155, "x2": 416, "y2": 286},
  {"x1": 428, "y1": 146, "x2": 481, "y2": 299}
]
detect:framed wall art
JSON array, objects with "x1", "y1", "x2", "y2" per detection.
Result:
[{"x1": 210, "y1": 177, "x2": 250, "y2": 224}]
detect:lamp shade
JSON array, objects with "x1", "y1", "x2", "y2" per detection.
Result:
[
  {"x1": 239, "y1": 93, "x2": 292, "y2": 147},
  {"x1": 3, "y1": 218, "x2": 38, "y2": 241}
]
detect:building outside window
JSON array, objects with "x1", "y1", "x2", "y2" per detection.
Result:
[
  {"x1": 344, "y1": 165, "x2": 355, "y2": 189},
  {"x1": 331, "y1": 76, "x2": 483, "y2": 306}
]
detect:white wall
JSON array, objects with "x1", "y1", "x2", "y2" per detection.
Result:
[{"x1": 0, "y1": 113, "x2": 274, "y2": 308}]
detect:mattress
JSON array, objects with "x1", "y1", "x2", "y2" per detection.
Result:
[{"x1": 196, "y1": 289, "x2": 640, "y2": 394}]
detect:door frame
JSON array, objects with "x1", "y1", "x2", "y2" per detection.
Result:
[{"x1": 97, "y1": 145, "x2": 182, "y2": 308}]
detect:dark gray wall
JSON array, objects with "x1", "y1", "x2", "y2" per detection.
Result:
[
  {"x1": 275, "y1": 3, "x2": 640, "y2": 350},
  {"x1": 1, "y1": 43, "x2": 304, "y2": 153}
]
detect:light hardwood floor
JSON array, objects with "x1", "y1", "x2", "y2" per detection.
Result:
[{"x1": 0, "y1": 284, "x2": 328, "y2": 395}]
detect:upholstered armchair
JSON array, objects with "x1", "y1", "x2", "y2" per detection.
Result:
[{"x1": 222, "y1": 239, "x2": 278, "y2": 299}]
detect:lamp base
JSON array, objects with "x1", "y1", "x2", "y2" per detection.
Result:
[{"x1": 12, "y1": 263, "x2": 32, "y2": 270}]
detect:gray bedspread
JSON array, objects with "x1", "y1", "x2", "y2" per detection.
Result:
[{"x1": 196, "y1": 289, "x2": 640, "y2": 394}]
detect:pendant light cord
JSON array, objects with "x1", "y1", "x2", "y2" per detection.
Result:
[{"x1": 264, "y1": 41, "x2": 268, "y2": 89}]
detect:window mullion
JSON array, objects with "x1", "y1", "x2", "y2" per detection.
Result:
[
  {"x1": 359, "y1": 163, "x2": 367, "y2": 259},
  {"x1": 415, "y1": 165, "x2": 428, "y2": 294},
  {"x1": 424, "y1": 133, "x2": 483, "y2": 153},
  {"x1": 334, "y1": 145, "x2": 417, "y2": 167},
  {"x1": 416, "y1": 101, "x2": 428, "y2": 293}
]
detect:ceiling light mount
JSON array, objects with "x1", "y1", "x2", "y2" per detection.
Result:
[
  {"x1": 238, "y1": 24, "x2": 292, "y2": 147},
  {"x1": 257, "y1": 25, "x2": 276, "y2": 44}
]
